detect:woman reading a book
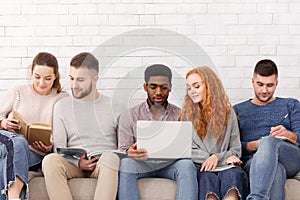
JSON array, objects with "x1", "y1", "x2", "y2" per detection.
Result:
[
  {"x1": 179, "y1": 67, "x2": 248, "y2": 200},
  {"x1": 0, "y1": 52, "x2": 68, "y2": 200}
]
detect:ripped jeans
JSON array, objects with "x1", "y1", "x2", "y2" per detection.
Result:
[
  {"x1": 0, "y1": 130, "x2": 42, "y2": 200},
  {"x1": 197, "y1": 167, "x2": 249, "y2": 200}
]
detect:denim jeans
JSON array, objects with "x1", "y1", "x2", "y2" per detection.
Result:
[
  {"x1": 244, "y1": 136, "x2": 300, "y2": 200},
  {"x1": 28, "y1": 150, "x2": 43, "y2": 168},
  {"x1": 0, "y1": 130, "x2": 30, "y2": 200},
  {"x1": 197, "y1": 167, "x2": 249, "y2": 200},
  {"x1": 118, "y1": 158, "x2": 198, "y2": 200}
]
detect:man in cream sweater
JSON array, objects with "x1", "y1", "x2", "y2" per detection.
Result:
[{"x1": 42, "y1": 52, "x2": 123, "y2": 200}]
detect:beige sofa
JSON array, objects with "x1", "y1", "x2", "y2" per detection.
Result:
[{"x1": 28, "y1": 171, "x2": 300, "y2": 200}]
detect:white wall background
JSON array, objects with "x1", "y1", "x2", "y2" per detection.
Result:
[{"x1": 1, "y1": 0, "x2": 300, "y2": 108}]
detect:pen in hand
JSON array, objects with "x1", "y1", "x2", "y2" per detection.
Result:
[
  {"x1": 278, "y1": 114, "x2": 289, "y2": 125},
  {"x1": 268, "y1": 113, "x2": 289, "y2": 137}
]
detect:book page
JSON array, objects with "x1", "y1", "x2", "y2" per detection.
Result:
[
  {"x1": 12, "y1": 111, "x2": 29, "y2": 138},
  {"x1": 210, "y1": 164, "x2": 236, "y2": 172}
]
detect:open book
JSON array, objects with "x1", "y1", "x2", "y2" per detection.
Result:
[
  {"x1": 56, "y1": 147, "x2": 127, "y2": 160},
  {"x1": 12, "y1": 111, "x2": 52, "y2": 146},
  {"x1": 210, "y1": 164, "x2": 237, "y2": 172}
]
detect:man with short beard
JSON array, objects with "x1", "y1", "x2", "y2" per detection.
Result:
[
  {"x1": 234, "y1": 59, "x2": 300, "y2": 200},
  {"x1": 42, "y1": 52, "x2": 123, "y2": 200}
]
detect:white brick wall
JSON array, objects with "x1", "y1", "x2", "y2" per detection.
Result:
[{"x1": 0, "y1": 1, "x2": 300, "y2": 107}]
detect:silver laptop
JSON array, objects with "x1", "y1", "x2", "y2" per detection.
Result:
[{"x1": 136, "y1": 121, "x2": 192, "y2": 160}]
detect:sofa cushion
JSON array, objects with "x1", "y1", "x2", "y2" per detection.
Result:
[
  {"x1": 28, "y1": 175, "x2": 177, "y2": 200},
  {"x1": 28, "y1": 172, "x2": 299, "y2": 200},
  {"x1": 285, "y1": 178, "x2": 300, "y2": 200},
  {"x1": 68, "y1": 178, "x2": 97, "y2": 200},
  {"x1": 29, "y1": 176, "x2": 98, "y2": 200}
]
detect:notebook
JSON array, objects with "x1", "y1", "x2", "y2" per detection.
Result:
[{"x1": 136, "y1": 121, "x2": 192, "y2": 160}]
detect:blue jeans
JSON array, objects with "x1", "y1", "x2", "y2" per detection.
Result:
[
  {"x1": 28, "y1": 150, "x2": 43, "y2": 169},
  {"x1": 0, "y1": 130, "x2": 30, "y2": 200},
  {"x1": 244, "y1": 136, "x2": 300, "y2": 200},
  {"x1": 118, "y1": 158, "x2": 198, "y2": 200},
  {"x1": 197, "y1": 167, "x2": 249, "y2": 200},
  {"x1": 0, "y1": 130, "x2": 41, "y2": 200}
]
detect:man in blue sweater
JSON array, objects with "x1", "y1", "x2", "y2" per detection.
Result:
[{"x1": 234, "y1": 59, "x2": 300, "y2": 200}]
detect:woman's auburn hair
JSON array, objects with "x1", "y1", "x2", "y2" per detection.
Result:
[{"x1": 179, "y1": 67, "x2": 231, "y2": 142}]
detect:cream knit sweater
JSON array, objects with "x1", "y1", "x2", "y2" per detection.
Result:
[{"x1": 0, "y1": 84, "x2": 68, "y2": 124}]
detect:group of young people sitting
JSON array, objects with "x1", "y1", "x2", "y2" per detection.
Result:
[{"x1": 0, "y1": 52, "x2": 299, "y2": 200}]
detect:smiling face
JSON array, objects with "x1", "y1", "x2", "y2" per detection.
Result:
[
  {"x1": 32, "y1": 65, "x2": 56, "y2": 95},
  {"x1": 252, "y1": 73, "x2": 278, "y2": 105},
  {"x1": 144, "y1": 76, "x2": 171, "y2": 107},
  {"x1": 186, "y1": 73, "x2": 205, "y2": 103},
  {"x1": 69, "y1": 66, "x2": 98, "y2": 101}
]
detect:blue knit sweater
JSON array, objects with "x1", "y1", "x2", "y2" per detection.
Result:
[{"x1": 234, "y1": 97, "x2": 300, "y2": 161}]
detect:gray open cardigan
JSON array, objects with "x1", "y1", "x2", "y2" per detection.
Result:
[{"x1": 191, "y1": 109, "x2": 242, "y2": 168}]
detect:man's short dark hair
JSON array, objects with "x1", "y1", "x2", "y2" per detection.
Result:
[
  {"x1": 144, "y1": 64, "x2": 172, "y2": 84},
  {"x1": 254, "y1": 59, "x2": 278, "y2": 78},
  {"x1": 70, "y1": 52, "x2": 99, "y2": 73}
]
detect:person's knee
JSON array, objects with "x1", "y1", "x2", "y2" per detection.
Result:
[
  {"x1": 224, "y1": 188, "x2": 239, "y2": 200},
  {"x1": 120, "y1": 157, "x2": 135, "y2": 167},
  {"x1": 198, "y1": 172, "x2": 218, "y2": 183},
  {"x1": 98, "y1": 152, "x2": 120, "y2": 170},
  {"x1": 42, "y1": 153, "x2": 64, "y2": 174},
  {"x1": 119, "y1": 158, "x2": 138, "y2": 174},
  {"x1": 259, "y1": 136, "x2": 279, "y2": 151},
  {"x1": 228, "y1": 168, "x2": 246, "y2": 178},
  {"x1": 174, "y1": 159, "x2": 196, "y2": 177},
  {"x1": 12, "y1": 136, "x2": 28, "y2": 152},
  {"x1": 254, "y1": 136, "x2": 280, "y2": 162},
  {"x1": 175, "y1": 159, "x2": 195, "y2": 170}
]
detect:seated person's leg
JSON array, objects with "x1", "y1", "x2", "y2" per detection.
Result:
[
  {"x1": 249, "y1": 136, "x2": 300, "y2": 199},
  {"x1": 42, "y1": 153, "x2": 85, "y2": 200},
  {"x1": 248, "y1": 136, "x2": 279, "y2": 199},
  {"x1": 157, "y1": 159, "x2": 198, "y2": 200},
  {"x1": 270, "y1": 163, "x2": 286, "y2": 200},
  {"x1": 118, "y1": 158, "x2": 154, "y2": 200},
  {"x1": 207, "y1": 194, "x2": 218, "y2": 200},
  {"x1": 248, "y1": 136, "x2": 300, "y2": 199},
  {"x1": 198, "y1": 171, "x2": 219, "y2": 200},
  {"x1": 8, "y1": 176, "x2": 23, "y2": 199},
  {"x1": 28, "y1": 150, "x2": 43, "y2": 171},
  {"x1": 0, "y1": 131, "x2": 29, "y2": 200},
  {"x1": 219, "y1": 167, "x2": 249, "y2": 200},
  {"x1": 223, "y1": 189, "x2": 239, "y2": 200},
  {"x1": 91, "y1": 152, "x2": 120, "y2": 200}
]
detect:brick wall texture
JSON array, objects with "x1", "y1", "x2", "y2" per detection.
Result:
[{"x1": 1, "y1": 0, "x2": 300, "y2": 107}]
